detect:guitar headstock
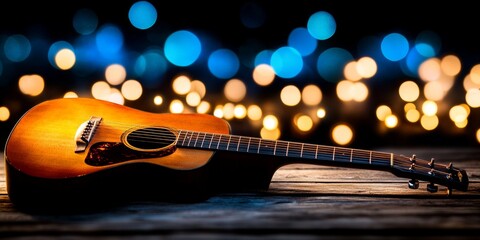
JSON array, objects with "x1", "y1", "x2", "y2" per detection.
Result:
[{"x1": 392, "y1": 154, "x2": 469, "y2": 195}]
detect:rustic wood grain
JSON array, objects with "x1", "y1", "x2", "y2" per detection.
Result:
[{"x1": 1, "y1": 148, "x2": 479, "y2": 239}]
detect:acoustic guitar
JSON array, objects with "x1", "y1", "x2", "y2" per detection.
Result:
[{"x1": 4, "y1": 98, "x2": 469, "y2": 211}]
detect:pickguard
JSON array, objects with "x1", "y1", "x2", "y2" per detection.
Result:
[{"x1": 85, "y1": 142, "x2": 176, "y2": 166}]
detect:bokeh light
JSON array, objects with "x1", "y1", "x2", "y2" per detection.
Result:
[
  {"x1": 0, "y1": 107, "x2": 10, "y2": 121},
  {"x1": 164, "y1": 30, "x2": 201, "y2": 67},
  {"x1": 332, "y1": 124, "x2": 353, "y2": 146},
  {"x1": 129, "y1": 1, "x2": 157, "y2": 30},
  {"x1": 18, "y1": 74, "x2": 44, "y2": 96}
]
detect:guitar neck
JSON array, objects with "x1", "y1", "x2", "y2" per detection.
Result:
[{"x1": 176, "y1": 130, "x2": 393, "y2": 169}]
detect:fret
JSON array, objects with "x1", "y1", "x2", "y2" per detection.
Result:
[
  {"x1": 248, "y1": 138, "x2": 261, "y2": 154},
  {"x1": 369, "y1": 151, "x2": 372, "y2": 164},
  {"x1": 247, "y1": 137, "x2": 251, "y2": 152},
  {"x1": 300, "y1": 143, "x2": 304, "y2": 157},
  {"x1": 200, "y1": 132, "x2": 207, "y2": 148},
  {"x1": 288, "y1": 142, "x2": 303, "y2": 158},
  {"x1": 177, "y1": 130, "x2": 184, "y2": 144},
  {"x1": 286, "y1": 142, "x2": 290, "y2": 157},
  {"x1": 302, "y1": 143, "x2": 317, "y2": 159},
  {"x1": 273, "y1": 141, "x2": 277, "y2": 155},
  {"x1": 181, "y1": 130, "x2": 188, "y2": 145},
  {"x1": 193, "y1": 132, "x2": 200, "y2": 147},
  {"x1": 228, "y1": 135, "x2": 240, "y2": 152},
  {"x1": 208, "y1": 133, "x2": 214, "y2": 149},
  {"x1": 315, "y1": 145, "x2": 318, "y2": 159},
  {"x1": 237, "y1": 136, "x2": 241, "y2": 151},
  {"x1": 275, "y1": 140, "x2": 288, "y2": 157},
  {"x1": 187, "y1": 131, "x2": 194, "y2": 146},
  {"x1": 226, "y1": 135, "x2": 232, "y2": 150},
  {"x1": 332, "y1": 147, "x2": 336, "y2": 160},
  {"x1": 257, "y1": 139, "x2": 261, "y2": 154},
  {"x1": 216, "y1": 134, "x2": 222, "y2": 149},
  {"x1": 350, "y1": 149, "x2": 353, "y2": 162}
]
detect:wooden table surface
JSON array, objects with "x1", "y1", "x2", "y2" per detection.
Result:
[{"x1": 1, "y1": 147, "x2": 479, "y2": 239}]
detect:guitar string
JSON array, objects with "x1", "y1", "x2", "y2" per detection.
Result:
[{"x1": 95, "y1": 122, "x2": 454, "y2": 174}]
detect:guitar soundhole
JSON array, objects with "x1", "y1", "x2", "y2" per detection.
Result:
[{"x1": 125, "y1": 127, "x2": 176, "y2": 151}]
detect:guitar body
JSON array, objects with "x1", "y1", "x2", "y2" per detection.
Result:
[{"x1": 4, "y1": 98, "x2": 282, "y2": 211}]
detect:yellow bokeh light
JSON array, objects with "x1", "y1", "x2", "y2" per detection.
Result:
[
  {"x1": 18, "y1": 74, "x2": 45, "y2": 96},
  {"x1": 398, "y1": 81, "x2": 420, "y2": 102},
  {"x1": 469, "y1": 64, "x2": 480, "y2": 84},
  {"x1": 55, "y1": 48, "x2": 76, "y2": 70},
  {"x1": 260, "y1": 127, "x2": 280, "y2": 140},
  {"x1": 385, "y1": 114, "x2": 398, "y2": 128},
  {"x1": 190, "y1": 80, "x2": 206, "y2": 98},
  {"x1": 91, "y1": 81, "x2": 111, "y2": 100},
  {"x1": 418, "y1": 58, "x2": 441, "y2": 82},
  {"x1": 422, "y1": 100, "x2": 438, "y2": 116},
  {"x1": 196, "y1": 101, "x2": 211, "y2": 114},
  {"x1": 106, "y1": 88, "x2": 125, "y2": 105},
  {"x1": 186, "y1": 92, "x2": 201, "y2": 107},
  {"x1": 263, "y1": 115, "x2": 278, "y2": 130},
  {"x1": 154, "y1": 95, "x2": 163, "y2": 105},
  {"x1": 424, "y1": 81, "x2": 447, "y2": 101},
  {"x1": 352, "y1": 82, "x2": 369, "y2": 102},
  {"x1": 64, "y1": 91, "x2": 78, "y2": 98},
  {"x1": 404, "y1": 102, "x2": 416, "y2": 112},
  {"x1": 477, "y1": 129, "x2": 480, "y2": 144},
  {"x1": 121, "y1": 79, "x2": 143, "y2": 101},
  {"x1": 336, "y1": 80, "x2": 354, "y2": 102},
  {"x1": 302, "y1": 84, "x2": 322, "y2": 106},
  {"x1": 234, "y1": 104, "x2": 247, "y2": 119},
  {"x1": 463, "y1": 74, "x2": 480, "y2": 91},
  {"x1": 420, "y1": 114, "x2": 439, "y2": 131},
  {"x1": 105, "y1": 64, "x2": 126, "y2": 86},
  {"x1": 454, "y1": 119, "x2": 468, "y2": 128},
  {"x1": 343, "y1": 61, "x2": 362, "y2": 81},
  {"x1": 214, "y1": 105, "x2": 224, "y2": 118},
  {"x1": 376, "y1": 105, "x2": 391, "y2": 121},
  {"x1": 169, "y1": 99, "x2": 184, "y2": 113},
  {"x1": 331, "y1": 124, "x2": 353, "y2": 146},
  {"x1": 253, "y1": 64, "x2": 275, "y2": 86},
  {"x1": 247, "y1": 105, "x2": 262, "y2": 121},
  {"x1": 465, "y1": 88, "x2": 480, "y2": 108},
  {"x1": 356, "y1": 56, "x2": 377, "y2": 78},
  {"x1": 224, "y1": 79, "x2": 246, "y2": 102},
  {"x1": 405, "y1": 109, "x2": 420, "y2": 123},
  {"x1": 172, "y1": 75, "x2": 191, "y2": 95},
  {"x1": 449, "y1": 105, "x2": 469, "y2": 123},
  {"x1": 317, "y1": 108, "x2": 326, "y2": 118},
  {"x1": 441, "y1": 54, "x2": 461, "y2": 77},
  {"x1": 296, "y1": 115, "x2": 313, "y2": 132},
  {"x1": 0, "y1": 106, "x2": 10, "y2": 121},
  {"x1": 223, "y1": 103, "x2": 235, "y2": 120},
  {"x1": 280, "y1": 85, "x2": 301, "y2": 106}
]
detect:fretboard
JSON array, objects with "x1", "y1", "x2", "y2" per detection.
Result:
[{"x1": 176, "y1": 130, "x2": 393, "y2": 168}]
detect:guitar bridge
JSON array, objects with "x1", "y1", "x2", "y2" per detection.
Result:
[{"x1": 75, "y1": 116, "x2": 102, "y2": 153}]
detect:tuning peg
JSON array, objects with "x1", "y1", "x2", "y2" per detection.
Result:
[
  {"x1": 409, "y1": 154, "x2": 416, "y2": 163},
  {"x1": 408, "y1": 179, "x2": 419, "y2": 189},
  {"x1": 428, "y1": 158, "x2": 435, "y2": 168},
  {"x1": 446, "y1": 162, "x2": 453, "y2": 171},
  {"x1": 427, "y1": 182, "x2": 438, "y2": 193},
  {"x1": 447, "y1": 187, "x2": 453, "y2": 196}
]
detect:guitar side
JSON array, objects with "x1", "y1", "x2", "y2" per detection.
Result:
[{"x1": 4, "y1": 98, "x2": 232, "y2": 210}]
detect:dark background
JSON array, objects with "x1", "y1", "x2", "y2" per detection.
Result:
[{"x1": 1, "y1": 1, "x2": 479, "y2": 149}]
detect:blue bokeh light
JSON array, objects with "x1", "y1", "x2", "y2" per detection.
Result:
[
  {"x1": 317, "y1": 47, "x2": 354, "y2": 83},
  {"x1": 73, "y1": 8, "x2": 98, "y2": 35},
  {"x1": 95, "y1": 24, "x2": 124, "y2": 60},
  {"x1": 270, "y1": 46, "x2": 303, "y2": 79},
  {"x1": 415, "y1": 30, "x2": 441, "y2": 57},
  {"x1": 254, "y1": 50, "x2": 274, "y2": 66},
  {"x1": 129, "y1": 1, "x2": 157, "y2": 30},
  {"x1": 164, "y1": 30, "x2": 202, "y2": 67},
  {"x1": 288, "y1": 27, "x2": 317, "y2": 57},
  {"x1": 307, "y1": 11, "x2": 336, "y2": 40},
  {"x1": 4, "y1": 34, "x2": 31, "y2": 62},
  {"x1": 403, "y1": 46, "x2": 429, "y2": 77},
  {"x1": 381, "y1": 33, "x2": 409, "y2": 61},
  {"x1": 208, "y1": 49, "x2": 240, "y2": 79},
  {"x1": 134, "y1": 48, "x2": 168, "y2": 87}
]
